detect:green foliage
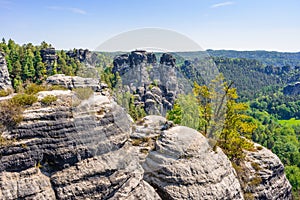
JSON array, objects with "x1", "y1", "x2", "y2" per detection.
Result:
[
  {"x1": 279, "y1": 118, "x2": 300, "y2": 126},
  {"x1": 285, "y1": 166, "x2": 300, "y2": 199},
  {"x1": 41, "y1": 95, "x2": 57, "y2": 105},
  {"x1": 167, "y1": 94, "x2": 199, "y2": 130},
  {"x1": 11, "y1": 93, "x2": 38, "y2": 106},
  {"x1": 24, "y1": 83, "x2": 47, "y2": 95},
  {"x1": 0, "y1": 88, "x2": 13, "y2": 97},
  {"x1": 168, "y1": 74, "x2": 255, "y2": 163},
  {"x1": 250, "y1": 93, "x2": 300, "y2": 120}
]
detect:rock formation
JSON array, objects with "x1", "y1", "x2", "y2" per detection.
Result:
[
  {"x1": 46, "y1": 74, "x2": 101, "y2": 91},
  {"x1": 241, "y1": 143, "x2": 292, "y2": 199},
  {"x1": 0, "y1": 89, "x2": 160, "y2": 199},
  {"x1": 142, "y1": 126, "x2": 244, "y2": 200},
  {"x1": 0, "y1": 84, "x2": 293, "y2": 199},
  {"x1": 67, "y1": 48, "x2": 91, "y2": 62},
  {"x1": 40, "y1": 47, "x2": 58, "y2": 73},
  {"x1": 0, "y1": 52, "x2": 12, "y2": 90},
  {"x1": 112, "y1": 51, "x2": 180, "y2": 116}
]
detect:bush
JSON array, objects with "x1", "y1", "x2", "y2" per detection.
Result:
[
  {"x1": 0, "y1": 88, "x2": 13, "y2": 97},
  {"x1": 11, "y1": 94, "x2": 38, "y2": 106},
  {"x1": 48, "y1": 85, "x2": 68, "y2": 91},
  {"x1": 41, "y1": 95, "x2": 57, "y2": 105},
  {"x1": 24, "y1": 83, "x2": 47, "y2": 95},
  {"x1": 0, "y1": 100, "x2": 23, "y2": 130},
  {"x1": 73, "y1": 87, "x2": 94, "y2": 100}
]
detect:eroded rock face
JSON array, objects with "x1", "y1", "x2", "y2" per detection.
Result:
[
  {"x1": 40, "y1": 48, "x2": 57, "y2": 72},
  {"x1": 160, "y1": 53, "x2": 176, "y2": 67},
  {"x1": 0, "y1": 90, "x2": 160, "y2": 199},
  {"x1": 0, "y1": 52, "x2": 12, "y2": 90},
  {"x1": 143, "y1": 126, "x2": 244, "y2": 200},
  {"x1": 51, "y1": 144, "x2": 161, "y2": 200},
  {"x1": 112, "y1": 51, "x2": 179, "y2": 116},
  {"x1": 0, "y1": 168, "x2": 56, "y2": 200},
  {"x1": 46, "y1": 74, "x2": 101, "y2": 91},
  {"x1": 241, "y1": 144, "x2": 292, "y2": 200}
]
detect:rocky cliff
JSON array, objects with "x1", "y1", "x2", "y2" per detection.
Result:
[
  {"x1": 0, "y1": 52, "x2": 12, "y2": 90},
  {"x1": 0, "y1": 87, "x2": 293, "y2": 199},
  {"x1": 112, "y1": 51, "x2": 187, "y2": 116}
]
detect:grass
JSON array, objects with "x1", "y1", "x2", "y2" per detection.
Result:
[{"x1": 279, "y1": 118, "x2": 300, "y2": 126}]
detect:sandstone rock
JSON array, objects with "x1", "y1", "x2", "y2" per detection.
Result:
[
  {"x1": 51, "y1": 144, "x2": 161, "y2": 200},
  {"x1": 160, "y1": 53, "x2": 176, "y2": 67},
  {"x1": 40, "y1": 48, "x2": 57, "y2": 73},
  {"x1": 0, "y1": 92, "x2": 130, "y2": 172},
  {"x1": 46, "y1": 74, "x2": 101, "y2": 91},
  {"x1": 0, "y1": 168, "x2": 56, "y2": 200},
  {"x1": 0, "y1": 52, "x2": 12, "y2": 90},
  {"x1": 241, "y1": 144, "x2": 292, "y2": 199},
  {"x1": 143, "y1": 126, "x2": 244, "y2": 200},
  {"x1": 66, "y1": 48, "x2": 91, "y2": 62}
]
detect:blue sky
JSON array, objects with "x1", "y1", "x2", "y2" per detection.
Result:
[{"x1": 1, "y1": 0, "x2": 299, "y2": 52}]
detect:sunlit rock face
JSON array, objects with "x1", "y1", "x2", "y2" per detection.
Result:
[
  {"x1": 0, "y1": 90, "x2": 160, "y2": 199},
  {"x1": 0, "y1": 52, "x2": 12, "y2": 90},
  {"x1": 143, "y1": 126, "x2": 244, "y2": 200},
  {"x1": 241, "y1": 144, "x2": 292, "y2": 200}
]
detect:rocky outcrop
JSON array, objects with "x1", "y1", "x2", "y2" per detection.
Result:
[
  {"x1": 241, "y1": 144, "x2": 292, "y2": 199},
  {"x1": 0, "y1": 52, "x2": 12, "y2": 90},
  {"x1": 67, "y1": 48, "x2": 91, "y2": 62},
  {"x1": 283, "y1": 82, "x2": 300, "y2": 96},
  {"x1": 0, "y1": 168, "x2": 56, "y2": 199},
  {"x1": 112, "y1": 51, "x2": 178, "y2": 116},
  {"x1": 143, "y1": 126, "x2": 244, "y2": 200},
  {"x1": 51, "y1": 144, "x2": 161, "y2": 200},
  {"x1": 0, "y1": 90, "x2": 161, "y2": 199},
  {"x1": 112, "y1": 50, "x2": 157, "y2": 75},
  {"x1": 160, "y1": 53, "x2": 176, "y2": 67},
  {"x1": 46, "y1": 74, "x2": 101, "y2": 91},
  {"x1": 0, "y1": 86, "x2": 293, "y2": 199},
  {"x1": 40, "y1": 48, "x2": 57, "y2": 72}
]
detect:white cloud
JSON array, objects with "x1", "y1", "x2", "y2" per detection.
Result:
[
  {"x1": 68, "y1": 7, "x2": 86, "y2": 15},
  {"x1": 211, "y1": 1, "x2": 234, "y2": 8},
  {"x1": 47, "y1": 6, "x2": 87, "y2": 15}
]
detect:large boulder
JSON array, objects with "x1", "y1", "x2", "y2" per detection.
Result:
[
  {"x1": 241, "y1": 143, "x2": 292, "y2": 199},
  {"x1": 143, "y1": 126, "x2": 244, "y2": 200},
  {"x1": 0, "y1": 52, "x2": 12, "y2": 90}
]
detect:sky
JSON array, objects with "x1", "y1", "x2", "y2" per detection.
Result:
[{"x1": 1, "y1": 0, "x2": 299, "y2": 52}]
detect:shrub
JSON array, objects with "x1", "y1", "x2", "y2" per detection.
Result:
[
  {"x1": 0, "y1": 100, "x2": 23, "y2": 130},
  {"x1": 11, "y1": 94, "x2": 38, "y2": 106},
  {"x1": 41, "y1": 95, "x2": 57, "y2": 105},
  {"x1": 24, "y1": 83, "x2": 47, "y2": 95},
  {"x1": 0, "y1": 88, "x2": 13, "y2": 97},
  {"x1": 48, "y1": 85, "x2": 68, "y2": 91},
  {"x1": 73, "y1": 87, "x2": 94, "y2": 100}
]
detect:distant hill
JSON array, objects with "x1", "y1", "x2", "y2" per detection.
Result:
[{"x1": 207, "y1": 49, "x2": 300, "y2": 67}]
